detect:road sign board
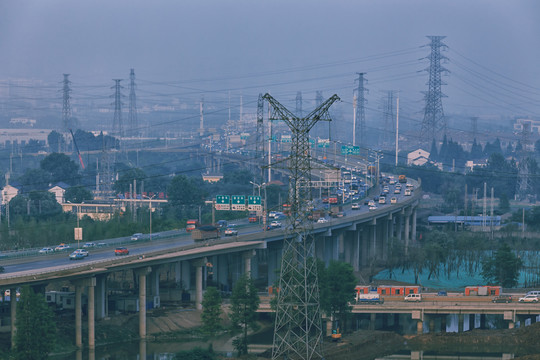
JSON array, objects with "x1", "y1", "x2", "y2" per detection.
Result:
[
  {"x1": 215, "y1": 195, "x2": 230, "y2": 210},
  {"x1": 248, "y1": 196, "x2": 262, "y2": 211},
  {"x1": 231, "y1": 195, "x2": 246, "y2": 211},
  {"x1": 341, "y1": 145, "x2": 360, "y2": 155}
]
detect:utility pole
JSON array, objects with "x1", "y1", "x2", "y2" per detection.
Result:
[
  {"x1": 395, "y1": 94, "x2": 400, "y2": 167},
  {"x1": 420, "y1": 36, "x2": 448, "y2": 145},
  {"x1": 264, "y1": 93, "x2": 340, "y2": 360}
]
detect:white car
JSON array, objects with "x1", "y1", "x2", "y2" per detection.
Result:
[
  {"x1": 39, "y1": 247, "x2": 54, "y2": 254},
  {"x1": 55, "y1": 244, "x2": 71, "y2": 252},
  {"x1": 518, "y1": 294, "x2": 539, "y2": 303},
  {"x1": 351, "y1": 203, "x2": 360, "y2": 210},
  {"x1": 83, "y1": 242, "x2": 96, "y2": 248},
  {"x1": 270, "y1": 221, "x2": 282, "y2": 228},
  {"x1": 390, "y1": 197, "x2": 397, "y2": 204},
  {"x1": 317, "y1": 218, "x2": 328, "y2": 223}
]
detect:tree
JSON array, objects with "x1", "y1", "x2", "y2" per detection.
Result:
[
  {"x1": 13, "y1": 285, "x2": 56, "y2": 360},
  {"x1": 201, "y1": 287, "x2": 222, "y2": 335},
  {"x1": 113, "y1": 168, "x2": 147, "y2": 194},
  {"x1": 64, "y1": 185, "x2": 93, "y2": 203},
  {"x1": 40, "y1": 153, "x2": 80, "y2": 185},
  {"x1": 17, "y1": 168, "x2": 52, "y2": 192},
  {"x1": 481, "y1": 243, "x2": 523, "y2": 288},
  {"x1": 167, "y1": 175, "x2": 207, "y2": 218},
  {"x1": 230, "y1": 274, "x2": 260, "y2": 356},
  {"x1": 319, "y1": 261, "x2": 357, "y2": 332},
  {"x1": 47, "y1": 130, "x2": 66, "y2": 153}
]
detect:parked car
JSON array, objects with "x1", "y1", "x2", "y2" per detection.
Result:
[
  {"x1": 518, "y1": 294, "x2": 539, "y2": 303},
  {"x1": 492, "y1": 294, "x2": 513, "y2": 303},
  {"x1": 115, "y1": 247, "x2": 129, "y2": 256},
  {"x1": 39, "y1": 247, "x2": 54, "y2": 254},
  {"x1": 224, "y1": 226, "x2": 238, "y2": 236}
]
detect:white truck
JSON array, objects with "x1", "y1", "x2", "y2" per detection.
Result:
[{"x1": 356, "y1": 293, "x2": 384, "y2": 304}]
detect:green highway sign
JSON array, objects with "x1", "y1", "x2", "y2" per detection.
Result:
[
  {"x1": 231, "y1": 195, "x2": 246, "y2": 211},
  {"x1": 248, "y1": 196, "x2": 262, "y2": 211},
  {"x1": 215, "y1": 195, "x2": 230, "y2": 210},
  {"x1": 341, "y1": 145, "x2": 360, "y2": 155},
  {"x1": 248, "y1": 196, "x2": 261, "y2": 205}
]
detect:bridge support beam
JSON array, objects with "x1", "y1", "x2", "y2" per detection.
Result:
[
  {"x1": 88, "y1": 280, "x2": 95, "y2": 349},
  {"x1": 10, "y1": 287, "x2": 17, "y2": 349},
  {"x1": 135, "y1": 267, "x2": 152, "y2": 339},
  {"x1": 192, "y1": 258, "x2": 207, "y2": 310},
  {"x1": 72, "y1": 277, "x2": 96, "y2": 349},
  {"x1": 75, "y1": 285, "x2": 83, "y2": 348},
  {"x1": 458, "y1": 314, "x2": 464, "y2": 332},
  {"x1": 96, "y1": 274, "x2": 108, "y2": 320},
  {"x1": 440, "y1": 315, "x2": 447, "y2": 333}
]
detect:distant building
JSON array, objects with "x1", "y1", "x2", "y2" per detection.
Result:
[
  {"x1": 407, "y1": 149, "x2": 430, "y2": 166},
  {"x1": 1, "y1": 184, "x2": 19, "y2": 205},
  {"x1": 465, "y1": 159, "x2": 488, "y2": 172},
  {"x1": 49, "y1": 182, "x2": 70, "y2": 204},
  {"x1": 514, "y1": 118, "x2": 540, "y2": 135}
]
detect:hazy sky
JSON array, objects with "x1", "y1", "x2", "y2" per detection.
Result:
[{"x1": 0, "y1": 0, "x2": 539, "y2": 119}]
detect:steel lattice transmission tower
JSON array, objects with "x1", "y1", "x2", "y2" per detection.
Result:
[
  {"x1": 256, "y1": 93, "x2": 265, "y2": 159},
  {"x1": 421, "y1": 36, "x2": 449, "y2": 144},
  {"x1": 382, "y1": 90, "x2": 396, "y2": 145},
  {"x1": 61, "y1": 74, "x2": 72, "y2": 132},
  {"x1": 516, "y1": 122, "x2": 533, "y2": 201},
  {"x1": 296, "y1": 91, "x2": 303, "y2": 117},
  {"x1": 128, "y1": 69, "x2": 138, "y2": 137},
  {"x1": 354, "y1": 73, "x2": 368, "y2": 147},
  {"x1": 112, "y1": 79, "x2": 124, "y2": 136},
  {"x1": 263, "y1": 93, "x2": 340, "y2": 360}
]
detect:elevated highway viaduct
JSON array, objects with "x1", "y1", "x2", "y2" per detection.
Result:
[{"x1": 0, "y1": 183, "x2": 421, "y2": 350}]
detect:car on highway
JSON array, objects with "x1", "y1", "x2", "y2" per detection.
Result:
[
  {"x1": 115, "y1": 247, "x2": 129, "y2": 256},
  {"x1": 390, "y1": 197, "x2": 398, "y2": 204},
  {"x1": 317, "y1": 217, "x2": 328, "y2": 223},
  {"x1": 131, "y1": 233, "x2": 143, "y2": 241},
  {"x1": 69, "y1": 249, "x2": 88, "y2": 260},
  {"x1": 83, "y1": 242, "x2": 96, "y2": 248},
  {"x1": 270, "y1": 221, "x2": 282, "y2": 228},
  {"x1": 55, "y1": 244, "x2": 72, "y2": 252},
  {"x1": 378, "y1": 197, "x2": 386, "y2": 204},
  {"x1": 518, "y1": 294, "x2": 539, "y2": 303},
  {"x1": 492, "y1": 294, "x2": 513, "y2": 303},
  {"x1": 351, "y1": 203, "x2": 360, "y2": 210},
  {"x1": 224, "y1": 226, "x2": 238, "y2": 236},
  {"x1": 368, "y1": 204, "x2": 377, "y2": 211},
  {"x1": 39, "y1": 247, "x2": 54, "y2": 254}
]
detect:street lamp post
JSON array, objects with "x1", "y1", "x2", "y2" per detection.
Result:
[{"x1": 143, "y1": 195, "x2": 156, "y2": 241}]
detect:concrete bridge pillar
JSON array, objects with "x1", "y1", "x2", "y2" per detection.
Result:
[
  {"x1": 397, "y1": 212, "x2": 403, "y2": 243},
  {"x1": 428, "y1": 316, "x2": 435, "y2": 333},
  {"x1": 416, "y1": 320, "x2": 423, "y2": 334},
  {"x1": 412, "y1": 207, "x2": 417, "y2": 244},
  {"x1": 96, "y1": 274, "x2": 108, "y2": 320},
  {"x1": 216, "y1": 254, "x2": 229, "y2": 290},
  {"x1": 404, "y1": 210, "x2": 411, "y2": 250},
  {"x1": 10, "y1": 287, "x2": 17, "y2": 349},
  {"x1": 469, "y1": 314, "x2": 475, "y2": 330},
  {"x1": 88, "y1": 279, "x2": 96, "y2": 349},
  {"x1": 151, "y1": 266, "x2": 160, "y2": 308},
  {"x1": 361, "y1": 228, "x2": 369, "y2": 266},
  {"x1": 192, "y1": 258, "x2": 207, "y2": 310},
  {"x1": 135, "y1": 267, "x2": 152, "y2": 339},
  {"x1": 440, "y1": 315, "x2": 447, "y2": 333},
  {"x1": 371, "y1": 218, "x2": 377, "y2": 259},
  {"x1": 480, "y1": 314, "x2": 486, "y2": 329},
  {"x1": 181, "y1": 261, "x2": 191, "y2": 290},
  {"x1": 175, "y1": 261, "x2": 181, "y2": 285},
  {"x1": 458, "y1": 314, "x2": 464, "y2": 332},
  {"x1": 369, "y1": 313, "x2": 376, "y2": 330},
  {"x1": 75, "y1": 284, "x2": 83, "y2": 348},
  {"x1": 243, "y1": 250, "x2": 255, "y2": 277}
]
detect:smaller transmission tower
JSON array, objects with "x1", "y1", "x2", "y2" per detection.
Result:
[
  {"x1": 296, "y1": 91, "x2": 303, "y2": 117},
  {"x1": 112, "y1": 79, "x2": 124, "y2": 136},
  {"x1": 382, "y1": 90, "x2": 396, "y2": 146},
  {"x1": 354, "y1": 73, "x2": 368, "y2": 148},
  {"x1": 470, "y1": 116, "x2": 478, "y2": 140},
  {"x1": 421, "y1": 35, "x2": 449, "y2": 144},
  {"x1": 516, "y1": 122, "x2": 533, "y2": 201},
  {"x1": 128, "y1": 69, "x2": 138, "y2": 137},
  {"x1": 62, "y1": 74, "x2": 72, "y2": 133}
]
